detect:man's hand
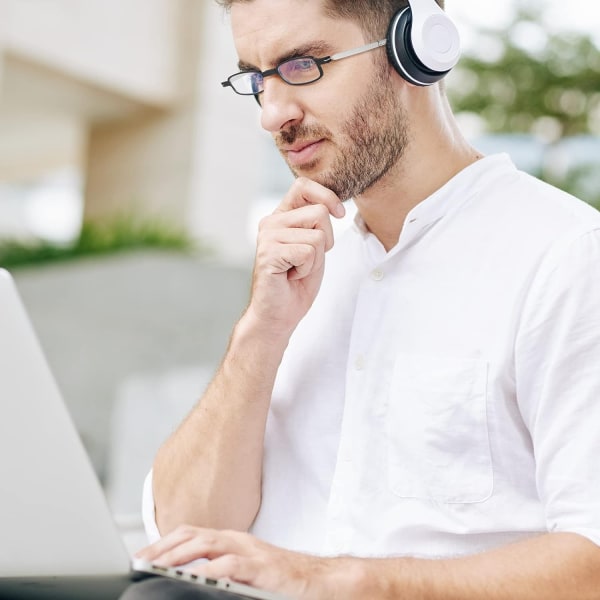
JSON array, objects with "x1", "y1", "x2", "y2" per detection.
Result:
[
  {"x1": 137, "y1": 527, "x2": 600, "y2": 600},
  {"x1": 246, "y1": 177, "x2": 345, "y2": 337},
  {"x1": 136, "y1": 526, "x2": 357, "y2": 600}
]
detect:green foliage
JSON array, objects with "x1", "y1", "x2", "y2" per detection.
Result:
[
  {"x1": 0, "y1": 217, "x2": 204, "y2": 270},
  {"x1": 543, "y1": 163, "x2": 600, "y2": 210},
  {"x1": 448, "y1": 4, "x2": 600, "y2": 139},
  {"x1": 447, "y1": 1, "x2": 600, "y2": 207}
]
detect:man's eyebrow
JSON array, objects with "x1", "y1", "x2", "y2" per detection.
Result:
[{"x1": 237, "y1": 41, "x2": 333, "y2": 72}]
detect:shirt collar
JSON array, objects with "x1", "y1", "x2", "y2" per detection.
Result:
[{"x1": 351, "y1": 153, "x2": 515, "y2": 257}]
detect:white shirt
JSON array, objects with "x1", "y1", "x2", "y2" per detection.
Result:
[{"x1": 144, "y1": 154, "x2": 600, "y2": 558}]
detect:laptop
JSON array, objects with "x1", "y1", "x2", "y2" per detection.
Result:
[{"x1": 0, "y1": 268, "x2": 287, "y2": 600}]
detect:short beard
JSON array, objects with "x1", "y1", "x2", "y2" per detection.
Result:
[{"x1": 278, "y1": 63, "x2": 410, "y2": 201}]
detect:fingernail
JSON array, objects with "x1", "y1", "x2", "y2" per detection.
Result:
[{"x1": 334, "y1": 203, "x2": 346, "y2": 218}]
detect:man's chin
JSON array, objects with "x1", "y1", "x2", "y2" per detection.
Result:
[
  {"x1": 287, "y1": 158, "x2": 324, "y2": 180},
  {"x1": 287, "y1": 170, "x2": 349, "y2": 201},
  {"x1": 284, "y1": 160, "x2": 355, "y2": 200}
]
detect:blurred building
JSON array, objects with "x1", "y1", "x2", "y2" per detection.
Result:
[{"x1": 0, "y1": 0, "x2": 266, "y2": 263}]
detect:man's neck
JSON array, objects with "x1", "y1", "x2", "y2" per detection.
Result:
[{"x1": 354, "y1": 94, "x2": 482, "y2": 252}]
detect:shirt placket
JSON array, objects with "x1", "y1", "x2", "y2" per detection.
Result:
[{"x1": 322, "y1": 250, "x2": 393, "y2": 555}]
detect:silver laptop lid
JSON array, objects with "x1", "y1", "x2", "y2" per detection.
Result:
[{"x1": 0, "y1": 268, "x2": 131, "y2": 578}]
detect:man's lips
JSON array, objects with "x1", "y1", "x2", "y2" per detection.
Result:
[{"x1": 281, "y1": 139, "x2": 324, "y2": 167}]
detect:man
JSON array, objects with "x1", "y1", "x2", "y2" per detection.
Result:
[{"x1": 137, "y1": 0, "x2": 600, "y2": 598}]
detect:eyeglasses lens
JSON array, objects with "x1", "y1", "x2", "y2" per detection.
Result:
[
  {"x1": 230, "y1": 72, "x2": 263, "y2": 95},
  {"x1": 278, "y1": 58, "x2": 321, "y2": 84}
]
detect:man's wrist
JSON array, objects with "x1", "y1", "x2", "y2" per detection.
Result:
[
  {"x1": 235, "y1": 305, "x2": 296, "y2": 348},
  {"x1": 325, "y1": 556, "x2": 433, "y2": 600},
  {"x1": 324, "y1": 556, "x2": 377, "y2": 600},
  {"x1": 219, "y1": 309, "x2": 292, "y2": 392}
]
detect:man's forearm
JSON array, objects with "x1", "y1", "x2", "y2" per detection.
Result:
[
  {"x1": 349, "y1": 533, "x2": 600, "y2": 600},
  {"x1": 151, "y1": 178, "x2": 342, "y2": 537},
  {"x1": 152, "y1": 312, "x2": 290, "y2": 535}
]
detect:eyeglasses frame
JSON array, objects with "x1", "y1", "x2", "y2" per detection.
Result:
[{"x1": 221, "y1": 38, "x2": 387, "y2": 97}]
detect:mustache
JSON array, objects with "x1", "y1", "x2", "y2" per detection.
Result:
[{"x1": 276, "y1": 124, "x2": 332, "y2": 149}]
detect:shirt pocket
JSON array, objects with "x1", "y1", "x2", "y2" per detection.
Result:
[{"x1": 386, "y1": 354, "x2": 493, "y2": 503}]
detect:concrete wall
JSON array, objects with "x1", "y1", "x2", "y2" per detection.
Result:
[
  {"x1": 2, "y1": 0, "x2": 182, "y2": 106},
  {"x1": 83, "y1": 2, "x2": 264, "y2": 262},
  {"x1": 12, "y1": 252, "x2": 251, "y2": 483},
  {"x1": 1, "y1": 1, "x2": 266, "y2": 263}
]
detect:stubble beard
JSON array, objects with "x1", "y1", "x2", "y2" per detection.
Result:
[{"x1": 278, "y1": 65, "x2": 410, "y2": 202}]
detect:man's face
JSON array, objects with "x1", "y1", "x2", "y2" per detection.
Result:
[{"x1": 231, "y1": 0, "x2": 410, "y2": 201}]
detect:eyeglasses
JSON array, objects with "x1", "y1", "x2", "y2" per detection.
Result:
[{"x1": 221, "y1": 39, "x2": 387, "y2": 97}]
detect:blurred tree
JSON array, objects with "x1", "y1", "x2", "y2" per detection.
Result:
[
  {"x1": 448, "y1": 1, "x2": 600, "y2": 141},
  {"x1": 447, "y1": 0, "x2": 600, "y2": 208}
]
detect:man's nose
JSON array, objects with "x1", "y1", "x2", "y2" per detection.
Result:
[{"x1": 259, "y1": 77, "x2": 304, "y2": 134}]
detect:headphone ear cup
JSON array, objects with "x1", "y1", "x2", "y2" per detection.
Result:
[{"x1": 386, "y1": 7, "x2": 450, "y2": 86}]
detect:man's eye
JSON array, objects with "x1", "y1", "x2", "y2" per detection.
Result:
[{"x1": 291, "y1": 58, "x2": 315, "y2": 71}]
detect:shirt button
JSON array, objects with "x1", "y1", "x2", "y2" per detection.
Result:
[
  {"x1": 371, "y1": 268, "x2": 384, "y2": 281},
  {"x1": 354, "y1": 354, "x2": 366, "y2": 371}
]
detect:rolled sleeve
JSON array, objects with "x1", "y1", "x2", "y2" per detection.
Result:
[
  {"x1": 516, "y1": 228, "x2": 600, "y2": 546},
  {"x1": 141, "y1": 469, "x2": 161, "y2": 543}
]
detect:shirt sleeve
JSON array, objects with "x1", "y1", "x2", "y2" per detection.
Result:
[
  {"x1": 141, "y1": 469, "x2": 161, "y2": 543},
  {"x1": 515, "y1": 226, "x2": 600, "y2": 546}
]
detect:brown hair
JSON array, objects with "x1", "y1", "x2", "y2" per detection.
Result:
[{"x1": 215, "y1": 0, "x2": 445, "y2": 39}]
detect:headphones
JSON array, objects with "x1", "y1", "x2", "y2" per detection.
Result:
[{"x1": 386, "y1": 0, "x2": 461, "y2": 86}]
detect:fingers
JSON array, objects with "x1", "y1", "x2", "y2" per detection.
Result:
[
  {"x1": 136, "y1": 526, "x2": 247, "y2": 566},
  {"x1": 261, "y1": 202, "x2": 335, "y2": 252},
  {"x1": 254, "y1": 179, "x2": 346, "y2": 285},
  {"x1": 261, "y1": 243, "x2": 317, "y2": 280},
  {"x1": 244, "y1": 179, "x2": 345, "y2": 331},
  {"x1": 257, "y1": 227, "x2": 327, "y2": 279},
  {"x1": 275, "y1": 177, "x2": 345, "y2": 219},
  {"x1": 194, "y1": 553, "x2": 257, "y2": 585},
  {"x1": 136, "y1": 527, "x2": 318, "y2": 598}
]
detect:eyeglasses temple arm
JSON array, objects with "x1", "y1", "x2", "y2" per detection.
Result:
[{"x1": 330, "y1": 39, "x2": 387, "y2": 62}]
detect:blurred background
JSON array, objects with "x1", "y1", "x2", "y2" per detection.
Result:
[{"x1": 0, "y1": 0, "x2": 599, "y2": 553}]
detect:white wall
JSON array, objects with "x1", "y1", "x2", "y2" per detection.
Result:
[
  {"x1": 0, "y1": 0, "x2": 267, "y2": 263},
  {"x1": 187, "y1": 3, "x2": 264, "y2": 264},
  {"x1": 2, "y1": 0, "x2": 182, "y2": 106}
]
